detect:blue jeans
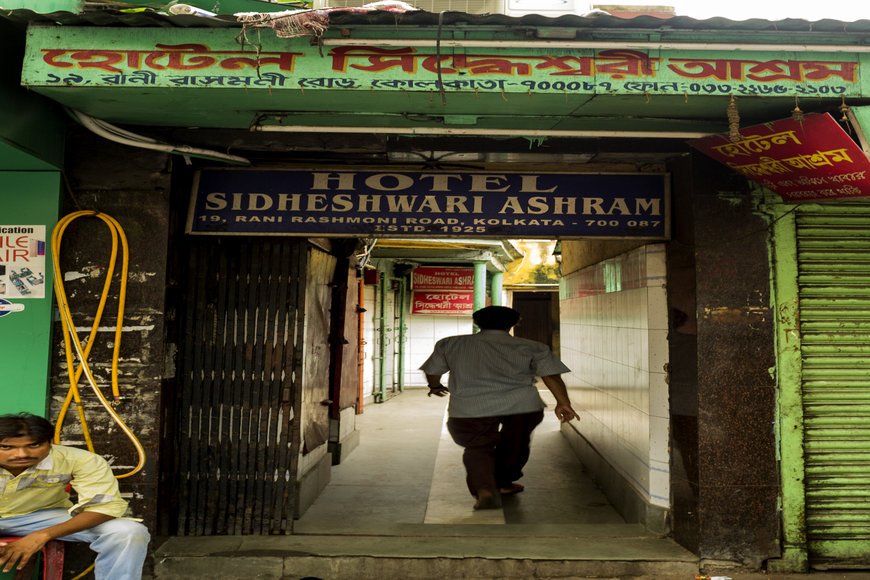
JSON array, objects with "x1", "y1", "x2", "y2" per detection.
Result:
[{"x1": 0, "y1": 508, "x2": 150, "y2": 579}]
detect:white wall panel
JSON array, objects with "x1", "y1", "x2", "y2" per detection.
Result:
[
  {"x1": 362, "y1": 284, "x2": 377, "y2": 400},
  {"x1": 559, "y1": 244, "x2": 670, "y2": 508},
  {"x1": 403, "y1": 312, "x2": 473, "y2": 387}
]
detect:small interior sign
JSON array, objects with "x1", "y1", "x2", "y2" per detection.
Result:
[{"x1": 411, "y1": 266, "x2": 474, "y2": 315}]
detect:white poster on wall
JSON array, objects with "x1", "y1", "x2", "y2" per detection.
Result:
[{"x1": 0, "y1": 225, "x2": 47, "y2": 299}]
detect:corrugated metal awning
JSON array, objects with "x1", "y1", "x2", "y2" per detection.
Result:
[{"x1": 4, "y1": 6, "x2": 870, "y2": 36}]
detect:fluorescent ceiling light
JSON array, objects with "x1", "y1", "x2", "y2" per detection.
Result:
[{"x1": 253, "y1": 125, "x2": 713, "y2": 138}]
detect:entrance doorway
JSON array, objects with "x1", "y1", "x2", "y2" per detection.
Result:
[
  {"x1": 162, "y1": 226, "x2": 671, "y2": 544},
  {"x1": 322, "y1": 238, "x2": 670, "y2": 537},
  {"x1": 513, "y1": 291, "x2": 558, "y2": 349}
]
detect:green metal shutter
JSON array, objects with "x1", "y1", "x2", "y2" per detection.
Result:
[{"x1": 796, "y1": 203, "x2": 870, "y2": 567}]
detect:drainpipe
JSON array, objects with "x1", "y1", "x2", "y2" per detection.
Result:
[
  {"x1": 357, "y1": 278, "x2": 365, "y2": 414},
  {"x1": 473, "y1": 261, "x2": 487, "y2": 313},
  {"x1": 490, "y1": 272, "x2": 503, "y2": 306},
  {"x1": 397, "y1": 278, "x2": 407, "y2": 393},
  {"x1": 375, "y1": 272, "x2": 387, "y2": 403}
]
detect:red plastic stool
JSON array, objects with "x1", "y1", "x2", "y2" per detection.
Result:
[{"x1": 0, "y1": 538, "x2": 64, "y2": 580}]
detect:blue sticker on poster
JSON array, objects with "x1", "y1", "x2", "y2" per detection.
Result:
[{"x1": 0, "y1": 299, "x2": 25, "y2": 318}]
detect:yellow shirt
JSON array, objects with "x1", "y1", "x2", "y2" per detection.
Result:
[{"x1": 0, "y1": 445, "x2": 128, "y2": 519}]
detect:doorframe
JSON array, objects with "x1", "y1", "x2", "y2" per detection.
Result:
[{"x1": 768, "y1": 202, "x2": 809, "y2": 572}]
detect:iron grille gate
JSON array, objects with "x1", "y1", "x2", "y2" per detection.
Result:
[
  {"x1": 174, "y1": 238, "x2": 305, "y2": 535},
  {"x1": 796, "y1": 204, "x2": 870, "y2": 565}
]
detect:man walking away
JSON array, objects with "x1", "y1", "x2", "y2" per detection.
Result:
[{"x1": 420, "y1": 306, "x2": 579, "y2": 510}]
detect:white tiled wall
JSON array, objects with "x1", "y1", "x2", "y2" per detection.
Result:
[
  {"x1": 404, "y1": 313, "x2": 473, "y2": 387},
  {"x1": 359, "y1": 249, "x2": 670, "y2": 509},
  {"x1": 362, "y1": 284, "x2": 377, "y2": 400},
  {"x1": 361, "y1": 282, "x2": 473, "y2": 398},
  {"x1": 559, "y1": 244, "x2": 670, "y2": 508}
]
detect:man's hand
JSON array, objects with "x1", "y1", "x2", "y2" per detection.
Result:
[
  {"x1": 541, "y1": 375, "x2": 579, "y2": 423},
  {"x1": 553, "y1": 403, "x2": 579, "y2": 423},
  {"x1": 0, "y1": 532, "x2": 49, "y2": 573},
  {"x1": 0, "y1": 511, "x2": 115, "y2": 572},
  {"x1": 425, "y1": 374, "x2": 448, "y2": 397}
]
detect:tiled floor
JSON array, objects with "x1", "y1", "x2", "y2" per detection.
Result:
[
  {"x1": 295, "y1": 387, "x2": 625, "y2": 534},
  {"x1": 155, "y1": 390, "x2": 700, "y2": 577}
]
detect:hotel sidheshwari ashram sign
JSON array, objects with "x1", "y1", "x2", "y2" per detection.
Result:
[
  {"x1": 690, "y1": 113, "x2": 870, "y2": 202},
  {"x1": 411, "y1": 266, "x2": 474, "y2": 316}
]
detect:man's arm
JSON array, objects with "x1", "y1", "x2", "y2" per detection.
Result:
[
  {"x1": 425, "y1": 374, "x2": 449, "y2": 397},
  {"x1": 0, "y1": 511, "x2": 115, "y2": 572},
  {"x1": 541, "y1": 375, "x2": 579, "y2": 423}
]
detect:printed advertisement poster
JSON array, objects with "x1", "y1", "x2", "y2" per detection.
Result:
[{"x1": 0, "y1": 226, "x2": 47, "y2": 299}]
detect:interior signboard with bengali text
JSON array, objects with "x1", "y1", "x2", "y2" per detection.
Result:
[{"x1": 411, "y1": 267, "x2": 474, "y2": 315}]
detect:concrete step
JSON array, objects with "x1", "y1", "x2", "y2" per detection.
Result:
[{"x1": 152, "y1": 523, "x2": 699, "y2": 579}]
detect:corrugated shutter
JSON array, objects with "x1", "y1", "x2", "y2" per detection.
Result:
[{"x1": 796, "y1": 203, "x2": 870, "y2": 566}]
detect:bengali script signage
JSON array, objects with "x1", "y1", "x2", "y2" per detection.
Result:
[
  {"x1": 689, "y1": 113, "x2": 870, "y2": 202},
  {"x1": 186, "y1": 169, "x2": 668, "y2": 239},
  {"x1": 411, "y1": 291, "x2": 474, "y2": 315},
  {"x1": 411, "y1": 267, "x2": 475, "y2": 315},
  {"x1": 21, "y1": 27, "x2": 864, "y2": 98}
]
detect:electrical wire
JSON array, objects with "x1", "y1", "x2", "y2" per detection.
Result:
[
  {"x1": 51, "y1": 211, "x2": 146, "y2": 478},
  {"x1": 68, "y1": 109, "x2": 251, "y2": 166}
]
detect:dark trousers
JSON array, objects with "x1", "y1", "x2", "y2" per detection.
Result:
[{"x1": 446, "y1": 410, "x2": 544, "y2": 497}]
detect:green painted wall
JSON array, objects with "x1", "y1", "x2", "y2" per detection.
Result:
[
  {"x1": 850, "y1": 105, "x2": 870, "y2": 142},
  {"x1": 0, "y1": 19, "x2": 65, "y2": 170},
  {"x1": 0, "y1": 172, "x2": 61, "y2": 416}
]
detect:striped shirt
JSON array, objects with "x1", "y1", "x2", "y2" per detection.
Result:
[
  {"x1": 0, "y1": 445, "x2": 128, "y2": 519},
  {"x1": 420, "y1": 329, "x2": 570, "y2": 418}
]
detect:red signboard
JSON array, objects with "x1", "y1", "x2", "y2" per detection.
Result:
[
  {"x1": 411, "y1": 266, "x2": 474, "y2": 290},
  {"x1": 689, "y1": 113, "x2": 870, "y2": 202},
  {"x1": 411, "y1": 291, "x2": 474, "y2": 315},
  {"x1": 411, "y1": 267, "x2": 475, "y2": 315}
]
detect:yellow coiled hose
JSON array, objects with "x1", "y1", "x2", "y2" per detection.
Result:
[
  {"x1": 51, "y1": 211, "x2": 148, "y2": 579},
  {"x1": 51, "y1": 211, "x2": 145, "y2": 476}
]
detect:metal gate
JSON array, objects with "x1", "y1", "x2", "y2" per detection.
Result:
[
  {"x1": 172, "y1": 238, "x2": 306, "y2": 535},
  {"x1": 776, "y1": 203, "x2": 870, "y2": 568}
]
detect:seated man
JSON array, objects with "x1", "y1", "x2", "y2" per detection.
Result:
[{"x1": 0, "y1": 413, "x2": 149, "y2": 579}]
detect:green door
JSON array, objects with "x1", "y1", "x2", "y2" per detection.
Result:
[{"x1": 774, "y1": 202, "x2": 870, "y2": 569}]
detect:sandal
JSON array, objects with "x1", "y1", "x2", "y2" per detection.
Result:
[
  {"x1": 473, "y1": 491, "x2": 502, "y2": 510},
  {"x1": 499, "y1": 483, "x2": 524, "y2": 496}
]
